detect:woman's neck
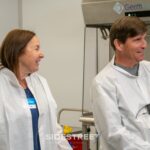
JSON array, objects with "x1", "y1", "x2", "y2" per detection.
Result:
[
  {"x1": 17, "y1": 72, "x2": 28, "y2": 89},
  {"x1": 18, "y1": 79, "x2": 27, "y2": 89}
]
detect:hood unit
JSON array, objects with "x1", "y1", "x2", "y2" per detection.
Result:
[{"x1": 82, "y1": 0, "x2": 150, "y2": 26}]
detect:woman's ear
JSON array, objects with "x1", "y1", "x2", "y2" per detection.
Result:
[{"x1": 114, "y1": 39, "x2": 124, "y2": 52}]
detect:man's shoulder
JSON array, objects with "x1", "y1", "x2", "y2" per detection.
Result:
[
  {"x1": 141, "y1": 60, "x2": 150, "y2": 65},
  {"x1": 140, "y1": 60, "x2": 150, "y2": 71},
  {"x1": 94, "y1": 63, "x2": 116, "y2": 85}
]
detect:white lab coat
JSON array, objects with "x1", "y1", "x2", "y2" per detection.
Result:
[
  {"x1": 0, "y1": 68, "x2": 72, "y2": 150},
  {"x1": 92, "y1": 57, "x2": 150, "y2": 150}
]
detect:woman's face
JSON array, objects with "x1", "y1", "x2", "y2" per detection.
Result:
[{"x1": 19, "y1": 36, "x2": 44, "y2": 75}]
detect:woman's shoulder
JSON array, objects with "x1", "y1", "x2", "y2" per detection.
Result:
[{"x1": 0, "y1": 68, "x2": 8, "y2": 80}]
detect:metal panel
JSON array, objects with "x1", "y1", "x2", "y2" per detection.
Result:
[{"x1": 82, "y1": 0, "x2": 150, "y2": 25}]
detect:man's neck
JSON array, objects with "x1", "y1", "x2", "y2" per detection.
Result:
[{"x1": 115, "y1": 54, "x2": 138, "y2": 68}]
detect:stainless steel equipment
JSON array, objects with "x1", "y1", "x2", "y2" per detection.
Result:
[{"x1": 82, "y1": 0, "x2": 150, "y2": 26}]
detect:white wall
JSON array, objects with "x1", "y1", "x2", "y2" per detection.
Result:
[
  {"x1": 22, "y1": 0, "x2": 84, "y2": 127},
  {"x1": 0, "y1": 0, "x2": 19, "y2": 42}
]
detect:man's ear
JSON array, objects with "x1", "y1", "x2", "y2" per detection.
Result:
[{"x1": 114, "y1": 39, "x2": 124, "y2": 52}]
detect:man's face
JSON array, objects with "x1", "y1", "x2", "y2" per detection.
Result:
[{"x1": 121, "y1": 33, "x2": 147, "y2": 65}]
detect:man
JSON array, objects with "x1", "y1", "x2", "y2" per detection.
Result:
[{"x1": 92, "y1": 16, "x2": 150, "y2": 150}]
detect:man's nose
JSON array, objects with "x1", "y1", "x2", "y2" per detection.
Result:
[{"x1": 142, "y1": 39, "x2": 147, "y2": 49}]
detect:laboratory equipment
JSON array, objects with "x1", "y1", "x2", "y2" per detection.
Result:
[{"x1": 58, "y1": 108, "x2": 90, "y2": 150}]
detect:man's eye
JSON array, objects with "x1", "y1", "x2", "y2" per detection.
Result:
[{"x1": 135, "y1": 38, "x2": 141, "y2": 41}]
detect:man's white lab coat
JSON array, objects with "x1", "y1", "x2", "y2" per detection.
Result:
[
  {"x1": 0, "y1": 68, "x2": 72, "y2": 150},
  {"x1": 92, "y1": 57, "x2": 150, "y2": 150}
]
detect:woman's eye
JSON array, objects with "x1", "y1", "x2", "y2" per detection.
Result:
[{"x1": 35, "y1": 46, "x2": 40, "y2": 50}]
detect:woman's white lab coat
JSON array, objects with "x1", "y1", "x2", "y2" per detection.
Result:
[
  {"x1": 0, "y1": 68, "x2": 72, "y2": 150},
  {"x1": 92, "y1": 57, "x2": 150, "y2": 150}
]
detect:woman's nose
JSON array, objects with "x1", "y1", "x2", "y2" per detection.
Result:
[{"x1": 40, "y1": 50, "x2": 44, "y2": 58}]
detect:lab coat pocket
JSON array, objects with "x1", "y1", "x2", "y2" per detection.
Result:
[
  {"x1": 136, "y1": 106, "x2": 150, "y2": 129},
  {"x1": 137, "y1": 114, "x2": 150, "y2": 129},
  {"x1": 136, "y1": 112, "x2": 150, "y2": 141}
]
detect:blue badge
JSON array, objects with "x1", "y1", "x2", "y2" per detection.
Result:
[{"x1": 27, "y1": 98, "x2": 37, "y2": 109}]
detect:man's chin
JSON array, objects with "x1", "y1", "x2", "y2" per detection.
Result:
[{"x1": 137, "y1": 55, "x2": 144, "y2": 61}]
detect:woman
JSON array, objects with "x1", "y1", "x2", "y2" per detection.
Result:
[{"x1": 0, "y1": 29, "x2": 72, "y2": 150}]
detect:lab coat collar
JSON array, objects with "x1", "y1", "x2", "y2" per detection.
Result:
[
  {"x1": 0, "y1": 67, "x2": 35, "y2": 88},
  {"x1": 0, "y1": 68, "x2": 20, "y2": 87},
  {"x1": 110, "y1": 55, "x2": 142, "y2": 78}
]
